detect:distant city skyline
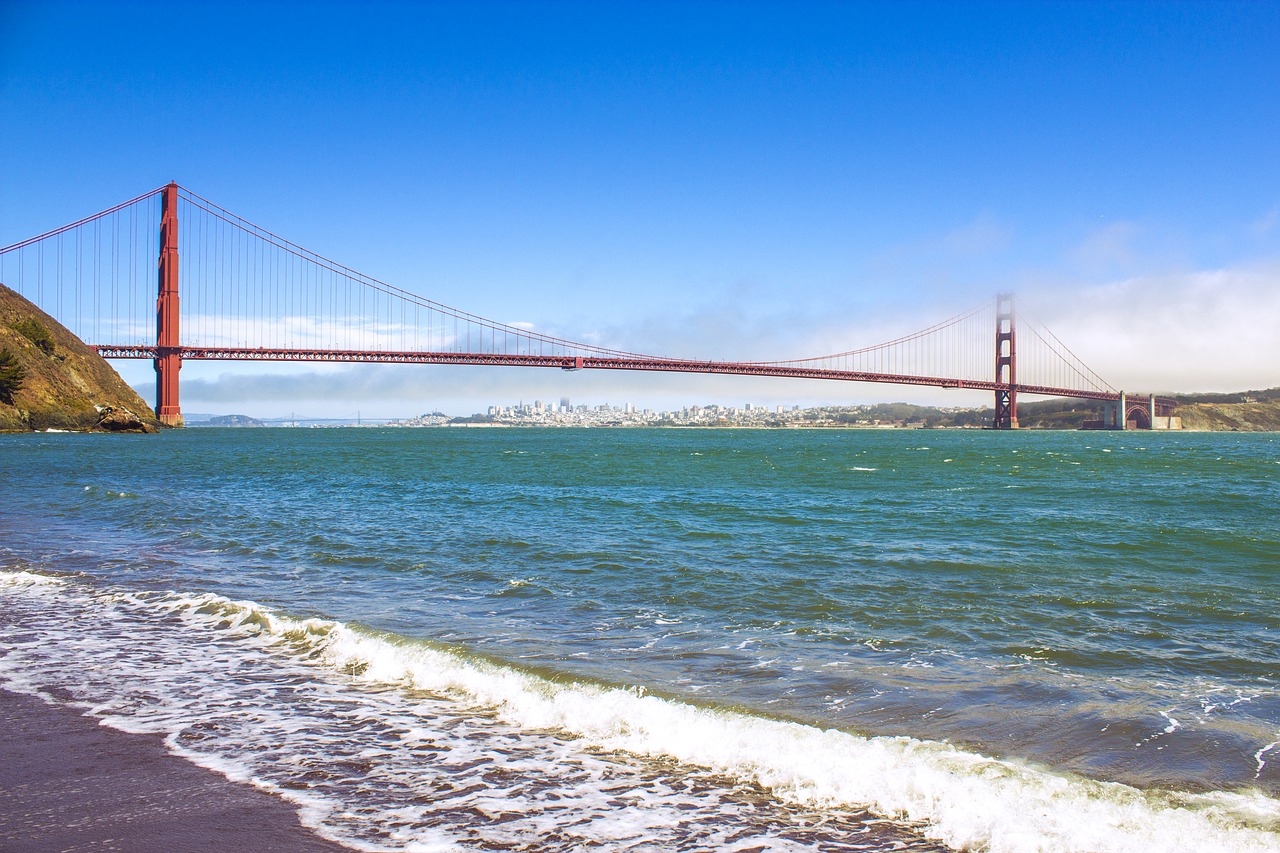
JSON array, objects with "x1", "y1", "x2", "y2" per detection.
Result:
[
  {"x1": 186, "y1": 396, "x2": 999, "y2": 430},
  {"x1": 2, "y1": 1, "x2": 1277, "y2": 417}
]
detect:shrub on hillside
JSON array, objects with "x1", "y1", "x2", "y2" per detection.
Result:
[
  {"x1": 13, "y1": 317, "x2": 55, "y2": 355},
  {"x1": 0, "y1": 348, "x2": 24, "y2": 404}
]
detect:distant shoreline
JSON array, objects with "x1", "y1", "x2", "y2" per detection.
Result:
[
  {"x1": 127, "y1": 420, "x2": 1280, "y2": 433},
  {"x1": 15, "y1": 394, "x2": 1275, "y2": 434}
]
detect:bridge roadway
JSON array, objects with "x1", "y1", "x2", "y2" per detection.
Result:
[{"x1": 92, "y1": 344, "x2": 1152, "y2": 405}]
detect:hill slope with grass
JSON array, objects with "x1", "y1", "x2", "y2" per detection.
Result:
[
  {"x1": 0, "y1": 283, "x2": 160, "y2": 432},
  {"x1": 1171, "y1": 400, "x2": 1280, "y2": 431}
]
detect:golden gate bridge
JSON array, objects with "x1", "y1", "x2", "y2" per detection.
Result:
[{"x1": 0, "y1": 183, "x2": 1170, "y2": 429}]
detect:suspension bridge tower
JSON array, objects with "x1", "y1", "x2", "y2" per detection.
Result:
[
  {"x1": 993, "y1": 292, "x2": 1018, "y2": 429},
  {"x1": 155, "y1": 182, "x2": 183, "y2": 427}
]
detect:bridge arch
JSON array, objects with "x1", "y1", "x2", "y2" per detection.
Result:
[{"x1": 1125, "y1": 402, "x2": 1151, "y2": 430}]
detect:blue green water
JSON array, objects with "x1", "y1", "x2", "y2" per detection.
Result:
[{"x1": 2, "y1": 427, "x2": 1278, "y2": 851}]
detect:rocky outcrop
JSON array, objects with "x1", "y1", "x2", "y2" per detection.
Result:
[
  {"x1": 0, "y1": 284, "x2": 163, "y2": 433},
  {"x1": 94, "y1": 405, "x2": 159, "y2": 434}
]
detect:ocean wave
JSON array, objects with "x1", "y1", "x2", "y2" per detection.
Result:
[
  {"x1": 0, "y1": 569, "x2": 69, "y2": 587},
  {"x1": 3, "y1": 569, "x2": 1279, "y2": 853}
]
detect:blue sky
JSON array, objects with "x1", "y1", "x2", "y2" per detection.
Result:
[{"x1": 2, "y1": 1, "x2": 1278, "y2": 416}]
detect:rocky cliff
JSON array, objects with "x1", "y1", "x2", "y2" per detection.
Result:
[{"x1": 0, "y1": 284, "x2": 161, "y2": 432}]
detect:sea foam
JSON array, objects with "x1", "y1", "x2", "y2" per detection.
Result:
[
  {"x1": 143, "y1": 584, "x2": 1280, "y2": 852},
  {"x1": 3, "y1": 570, "x2": 1279, "y2": 853}
]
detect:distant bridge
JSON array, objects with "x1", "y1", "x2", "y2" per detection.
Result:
[{"x1": 1, "y1": 183, "x2": 1173, "y2": 429}]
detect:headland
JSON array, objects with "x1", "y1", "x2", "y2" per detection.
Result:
[{"x1": 0, "y1": 284, "x2": 160, "y2": 433}]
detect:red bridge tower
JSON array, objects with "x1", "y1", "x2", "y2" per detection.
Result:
[
  {"x1": 993, "y1": 292, "x2": 1018, "y2": 429},
  {"x1": 155, "y1": 182, "x2": 183, "y2": 426}
]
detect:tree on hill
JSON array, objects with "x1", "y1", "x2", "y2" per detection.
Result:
[
  {"x1": 0, "y1": 348, "x2": 25, "y2": 404},
  {"x1": 13, "y1": 317, "x2": 55, "y2": 355}
]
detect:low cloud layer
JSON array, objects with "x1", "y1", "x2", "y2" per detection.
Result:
[{"x1": 1020, "y1": 259, "x2": 1280, "y2": 393}]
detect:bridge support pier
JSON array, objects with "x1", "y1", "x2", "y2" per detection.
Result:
[
  {"x1": 993, "y1": 293, "x2": 1018, "y2": 429},
  {"x1": 1099, "y1": 392, "x2": 1128, "y2": 430},
  {"x1": 154, "y1": 182, "x2": 183, "y2": 427}
]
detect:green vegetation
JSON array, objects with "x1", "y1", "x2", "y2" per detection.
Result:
[
  {"x1": 13, "y1": 317, "x2": 55, "y2": 355},
  {"x1": 1010, "y1": 398, "x2": 1104, "y2": 429},
  {"x1": 0, "y1": 348, "x2": 24, "y2": 404}
]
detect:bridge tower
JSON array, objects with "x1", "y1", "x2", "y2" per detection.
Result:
[
  {"x1": 155, "y1": 182, "x2": 183, "y2": 427},
  {"x1": 993, "y1": 292, "x2": 1017, "y2": 429}
]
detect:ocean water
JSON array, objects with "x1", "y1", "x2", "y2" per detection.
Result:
[{"x1": 1, "y1": 427, "x2": 1277, "y2": 852}]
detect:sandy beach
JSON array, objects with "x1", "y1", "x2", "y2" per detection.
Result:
[{"x1": 0, "y1": 687, "x2": 350, "y2": 852}]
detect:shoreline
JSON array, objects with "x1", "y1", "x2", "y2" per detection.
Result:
[{"x1": 0, "y1": 687, "x2": 352, "y2": 852}]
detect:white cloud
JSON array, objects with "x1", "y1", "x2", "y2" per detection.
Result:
[{"x1": 1020, "y1": 259, "x2": 1280, "y2": 393}]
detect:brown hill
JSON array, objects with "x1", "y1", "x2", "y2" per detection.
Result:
[
  {"x1": 1172, "y1": 401, "x2": 1280, "y2": 431},
  {"x1": 0, "y1": 283, "x2": 161, "y2": 432}
]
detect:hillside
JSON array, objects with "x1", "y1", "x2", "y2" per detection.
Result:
[
  {"x1": 1000, "y1": 397, "x2": 1280, "y2": 431},
  {"x1": 1171, "y1": 400, "x2": 1280, "y2": 431},
  {"x1": 791, "y1": 395, "x2": 1280, "y2": 431},
  {"x1": 188, "y1": 414, "x2": 266, "y2": 428},
  {"x1": 0, "y1": 284, "x2": 161, "y2": 432},
  {"x1": 857, "y1": 395, "x2": 1280, "y2": 431}
]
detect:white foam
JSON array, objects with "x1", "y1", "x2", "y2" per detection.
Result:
[
  {"x1": 1258, "y1": 741, "x2": 1280, "y2": 779},
  {"x1": 151, "y1": 588, "x2": 1280, "y2": 853},
  {"x1": 4, "y1": 571, "x2": 1280, "y2": 853},
  {"x1": 0, "y1": 569, "x2": 67, "y2": 588}
]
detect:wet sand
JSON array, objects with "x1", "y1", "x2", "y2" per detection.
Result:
[{"x1": 0, "y1": 687, "x2": 351, "y2": 852}]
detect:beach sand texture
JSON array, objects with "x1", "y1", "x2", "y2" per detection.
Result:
[{"x1": 0, "y1": 688, "x2": 349, "y2": 852}]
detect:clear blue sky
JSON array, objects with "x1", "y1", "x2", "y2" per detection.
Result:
[{"x1": 2, "y1": 1, "x2": 1278, "y2": 416}]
